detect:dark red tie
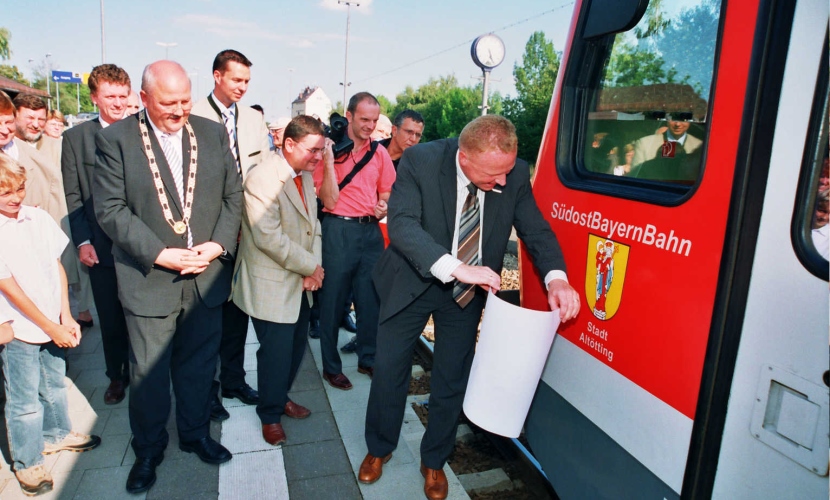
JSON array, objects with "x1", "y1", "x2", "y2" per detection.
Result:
[{"x1": 294, "y1": 176, "x2": 307, "y2": 213}]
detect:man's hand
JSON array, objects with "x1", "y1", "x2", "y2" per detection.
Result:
[
  {"x1": 547, "y1": 279, "x2": 580, "y2": 322},
  {"x1": 304, "y1": 265, "x2": 325, "y2": 290},
  {"x1": 302, "y1": 276, "x2": 319, "y2": 291},
  {"x1": 191, "y1": 242, "x2": 224, "y2": 262},
  {"x1": 155, "y1": 248, "x2": 208, "y2": 274},
  {"x1": 79, "y1": 244, "x2": 99, "y2": 268},
  {"x1": 451, "y1": 263, "x2": 501, "y2": 292},
  {"x1": 373, "y1": 199, "x2": 388, "y2": 219},
  {"x1": 310, "y1": 265, "x2": 324, "y2": 287}
]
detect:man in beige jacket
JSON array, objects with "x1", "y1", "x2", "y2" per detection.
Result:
[{"x1": 231, "y1": 115, "x2": 325, "y2": 446}]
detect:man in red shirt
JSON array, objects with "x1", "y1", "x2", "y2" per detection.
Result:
[{"x1": 313, "y1": 92, "x2": 395, "y2": 390}]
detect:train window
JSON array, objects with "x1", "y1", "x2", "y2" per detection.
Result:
[
  {"x1": 580, "y1": 0, "x2": 721, "y2": 186},
  {"x1": 792, "y1": 41, "x2": 829, "y2": 280}
]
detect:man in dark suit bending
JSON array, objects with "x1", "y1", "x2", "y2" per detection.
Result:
[
  {"x1": 359, "y1": 115, "x2": 580, "y2": 500},
  {"x1": 93, "y1": 60, "x2": 242, "y2": 494}
]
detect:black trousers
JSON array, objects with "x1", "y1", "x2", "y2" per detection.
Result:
[
  {"x1": 365, "y1": 283, "x2": 485, "y2": 469},
  {"x1": 252, "y1": 295, "x2": 310, "y2": 425},
  {"x1": 212, "y1": 300, "x2": 249, "y2": 397},
  {"x1": 87, "y1": 264, "x2": 129, "y2": 382},
  {"x1": 125, "y1": 279, "x2": 221, "y2": 458},
  {"x1": 318, "y1": 217, "x2": 383, "y2": 373}
]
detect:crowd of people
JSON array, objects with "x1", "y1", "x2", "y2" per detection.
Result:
[{"x1": 0, "y1": 48, "x2": 579, "y2": 499}]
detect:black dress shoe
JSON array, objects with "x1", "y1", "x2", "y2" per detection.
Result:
[
  {"x1": 340, "y1": 312, "x2": 357, "y2": 333},
  {"x1": 126, "y1": 454, "x2": 163, "y2": 494},
  {"x1": 308, "y1": 319, "x2": 320, "y2": 339},
  {"x1": 210, "y1": 396, "x2": 229, "y2": 422},
  {"x1": 179, "y1": 436, "x2": 232, "y2": 465},
  {"x1": 222, "y1": 384, "x2": 259, "y2": 405},
  {"x1": 340, "y1": 336, "x2": 358, "y2": 353}
]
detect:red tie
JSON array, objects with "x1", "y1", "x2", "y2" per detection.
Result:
[{"x1": 294, "y1": 176, "x2": 307, "y2": 212}]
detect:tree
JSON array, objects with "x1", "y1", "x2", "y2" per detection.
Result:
[
  {"x1": 655, "y1": 0, "x2": 720, "y2": 98},
  {"x1": 503, "y1": 31, "x2": 561, "y2": 164},
  {"x1": 0, "y1": 65, "x2": 29, "y2": 86},
  {"x1": 0, "y1": 28, "x2": 10, "y2": 61},
  {"x1": 375, "y1": 94, "x2": 393, "y2": 115},
  {"x1": 389, "y1": 75, "x2": 499, "y2": 143}
]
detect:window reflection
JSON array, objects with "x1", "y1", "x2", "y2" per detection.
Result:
[{"x1": 583, "y1": 0, "x2": 721, "y2": 185}]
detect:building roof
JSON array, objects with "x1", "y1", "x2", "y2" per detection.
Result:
[
  {"x1": 293, "y1": 86, "x2": 327, "y2": 104},
  {"x1": 596, "y1": 83, "x2": 707, "y2": 120},
  {"x1": 0, "y1": 76, "x2": 50, "y2": 99}
]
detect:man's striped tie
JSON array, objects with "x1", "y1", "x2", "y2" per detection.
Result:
[
  {"x1": 223, "y1": 109, "x2": 240, "y2": 174},
  {"x1": 161, "y1": 133, "x2": 192, "y2": 248},
  {"x1": 452, "y1": 183, "x2": 480, "y2": 308}
]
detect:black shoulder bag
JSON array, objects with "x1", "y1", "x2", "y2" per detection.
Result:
[{"x1": 318, "y1": 141, "x2": 379, "y2": 221}]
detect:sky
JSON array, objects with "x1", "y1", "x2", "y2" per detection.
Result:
[{"x1": 3, "y1": 0, "x2": 577, "y2": 122}]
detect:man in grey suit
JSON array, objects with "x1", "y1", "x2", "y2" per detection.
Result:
[
  {"x1": 93, "y1": 61, "x2": 242, "y2": 494},
  {"x1": 359, "y1": 116, "x2": 580, "y2": 500},
  {"x1": 62, "y1": 64, "x2": 132, "y2": 405},
  {"x1": 191, "y1": 49, "x2": 271, "y2": 419}
]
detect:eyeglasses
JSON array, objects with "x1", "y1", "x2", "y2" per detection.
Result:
[{"x1": 297, "y1": 143, "x2": 325, "y2": 156}]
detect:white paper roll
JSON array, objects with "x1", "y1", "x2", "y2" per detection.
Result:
[{"x1": 462, "y1": 292, "x2": 560, "y2": 437}]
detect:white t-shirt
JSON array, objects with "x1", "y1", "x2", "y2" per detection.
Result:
[{"x1": 0, "y1": 205, "x2": 69, "y2": 343}]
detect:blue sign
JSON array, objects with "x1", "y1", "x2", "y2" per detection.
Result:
[{"x1": 51, "y1": 70, "x2": 82, "y2": 84}]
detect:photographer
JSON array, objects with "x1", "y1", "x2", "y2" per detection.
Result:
[{"x1": 312, "y1": 92, "x2": 395, "y2": 390}]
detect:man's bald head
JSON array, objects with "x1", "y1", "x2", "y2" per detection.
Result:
[{"x1": 140, "y1": 61, "x2": 192, "y2": 134}]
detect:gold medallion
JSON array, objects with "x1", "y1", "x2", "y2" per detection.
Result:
[{"x1": 173, "y1": 221, "x2": 187, "y2": 234}]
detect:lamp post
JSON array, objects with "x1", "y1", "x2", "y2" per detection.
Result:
[
  {"x1": 287, "y1": 68, "x2": 294, "y2": 113},
  {"x1": 338, "y1": 1, "x2": 359, "y2": 111},
  {"x1": 156, "y1": 42, "x2": 178, "y2": 60},
  {"x1": 44, "y1": 54, "x2": 53, "y2": 111},
  {"x1": 100, "y1": 0, "x2": 106, "y2": 63}
]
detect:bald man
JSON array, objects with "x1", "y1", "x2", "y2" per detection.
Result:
[{"x1": 93, "y1": 60, "x2": 242, "y2": 494}]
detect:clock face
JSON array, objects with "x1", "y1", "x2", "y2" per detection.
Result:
[{"x1": 472, "y1": 34, "x2": 505, "y2": 69}]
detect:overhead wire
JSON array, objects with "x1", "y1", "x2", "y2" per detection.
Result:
[{"x1": 352, "y1": 2, "x2": 575, "y2": 85}]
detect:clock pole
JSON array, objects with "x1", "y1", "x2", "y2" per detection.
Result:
[{"x1": 480, "y1": 69, "x2": 492, "y2": 116}]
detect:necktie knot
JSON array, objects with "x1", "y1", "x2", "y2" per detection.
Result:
[{"x1": 467, "y1": 183, "x2": 477, "y2": 196}]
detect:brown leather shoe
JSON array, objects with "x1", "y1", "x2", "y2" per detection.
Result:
[
  {"x1": 262, "y1": 423, "x2": 286, "y2": 446},
  {"x1": 357, "y1": 364, "x2": 374, "y2": 378},
  {"x1": 358, "y1": 453, "x2": 392, "y2": 484},
  {"x1": 284, "y1": 400, "x2": 311, "y2": 419},
  {"x1": 104, "y1": 379, "x2": 128, "y2": 405},
  {"x1": 322, "y1": 372, "x2": 353, "y2": 390},
  {"x1": 420, "y1": 463, "x2": 448, "y2": 500}
]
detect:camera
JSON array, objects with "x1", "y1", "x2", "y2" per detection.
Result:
[{"x1": 325, "y1": 113, "x2": 354, "y2": 158}]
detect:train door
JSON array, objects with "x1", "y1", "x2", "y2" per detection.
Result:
[
  {"x1": 517, "y1": 0, "x2": 829, "y2": 498},
  {"x1": 709, "y1": 0, "x2": 829, "y2": 496}
]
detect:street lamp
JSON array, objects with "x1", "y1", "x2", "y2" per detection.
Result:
[
  {"x1": 338, "y1": 1, "x2": 359, "y2": 110},
  {"x1": 287, "y1": 68, "x2": 294, "y2": 112},
  {"x1": 155, "y1": 42, "x2": 178, "y2": 60}
]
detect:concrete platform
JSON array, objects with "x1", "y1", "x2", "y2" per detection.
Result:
[{"x1": 0, "y1": 316, "x2": 469, "y2": 499}]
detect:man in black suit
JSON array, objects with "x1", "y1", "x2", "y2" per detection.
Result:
[
  {"x1": 93, "y1": 60, "x2": 242, "y2": 494},
  {"x1": 359, "y1": 115, "x2": 580, "y2": 500},
  {"x1": 62, "y1": 64, "x2": 132, "y2": 405}
]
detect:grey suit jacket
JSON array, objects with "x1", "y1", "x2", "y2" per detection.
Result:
[
  {"x1": 373, "y1": 138, "x2": 566, "y2": 322},
  {"x1": 231, "y1": 155, "x2": 321, "y2": 324},
  {"x1": 191, "y1": 96, "x2": 272, "y2": 180},
  {"x1": 93, "y1": 113, "x2": 242, "y2": 316},
  {"x1": 62, "y1": 118, "x2": 117, "y2": 266}
]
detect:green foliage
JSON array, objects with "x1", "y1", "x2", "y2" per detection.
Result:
[
  {"x1": 604, "y1": 0, "x2": 720, "y2": 98},
  {"x1": 53, "y1": 83, "x2": 95, "y2": 116},
  {"x1": 0, "y1": 65, "x2": 29, "y2": 86},
  {"x1": 503, "y1": 31, "x2": 561, "y2": 164},
  {"x1": 375, "y1": 94, "x2": 393, "y2": 115},
  {"x1": 389, "y1": 75, "x2": 499, "y2": 143},
  {"x1": 0, "y1": 28, "x2": 10, "y2": 61}
]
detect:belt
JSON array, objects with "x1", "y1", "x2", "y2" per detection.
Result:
[{"x1": 329, "y1": 214, "x2": 380, "y2": 224}]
